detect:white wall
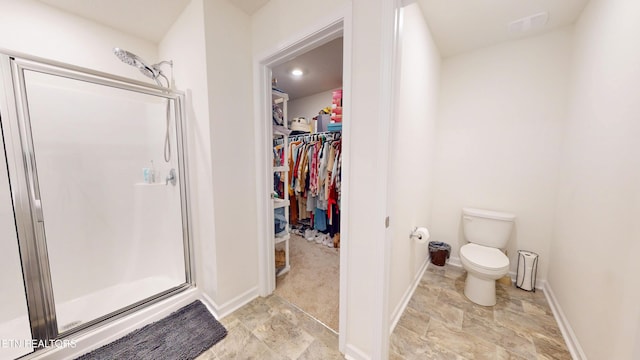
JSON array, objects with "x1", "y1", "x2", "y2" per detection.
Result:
[
  {"x1": 161, "y1": 0, "x2": 260, "y2": 315},
  {"x1": 288, "y1": 89, "x2": 335, "y2": 124},
  {"x1": 388, "y1": 2, "x2": 440, "y2": 322},
  {"x1": 346, "y1": 0, "x2": 396, "y2": 355},
  {"x1": 430, "y1": 29, "x2": 572, "y2": 280},
  {"x1": 252, "y1": 0, "x2": 396, "y2": 357},
  {"x1": 202, "y1": 0, "x2": 259, "y2": 306},
  {"x1": 159, "y1": 0, "x2": 219, "y2": 302},
  {"x1": 251, "y1": 0, "x2": 351, "y2": 57},
  {"x1": 0, "y1": 0, "x2": 158, "y2": 82},
  {"x1": 549, "y1": 0, "x2": 640, "y2": 358}
]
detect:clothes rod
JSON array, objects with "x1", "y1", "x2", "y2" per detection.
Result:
[{"x1": 288, "y1": 131, "x2": 341, "y2": 139}]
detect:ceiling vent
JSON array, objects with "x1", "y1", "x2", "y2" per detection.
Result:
[{"x1": 508, "y1": 12, "x2": 549, "y2": 33}]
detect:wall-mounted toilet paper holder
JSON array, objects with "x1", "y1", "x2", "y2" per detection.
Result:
[
  {"x1": 410, "y1": 227, "x2": 430, "y2": 244},
  {"x1": 410, "y1": 227, "x2": 423, "y2": 240}
]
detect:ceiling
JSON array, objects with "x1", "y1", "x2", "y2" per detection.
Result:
[
  {"x1": 38, "y1": 0, "x2": 191, "y2": 43},
  {"x1": 37, "y1": 0, "x2": 269, "y2": 43},
  {"x1": 272, "y1": 37, "x2": 344, "y2": 101},
  {"x1": 418, "y1": 0, "x2": 590, "y2": 58},
  {"x1": 34, "y1": 0, "x2": 588, "y2": 96},
  {"x1": 228, "y1": 0, "x2": 270, "y2": 15}
]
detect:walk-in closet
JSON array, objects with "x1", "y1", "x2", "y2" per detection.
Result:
[{"x1": 269, "y1": 36, "x2": 344, "y2": 332}]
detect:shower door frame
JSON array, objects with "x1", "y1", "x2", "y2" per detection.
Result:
[{"x1": 0, "y1": 49, "x2": 195, "y2": 347}]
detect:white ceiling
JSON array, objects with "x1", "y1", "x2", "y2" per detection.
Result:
[
  {"x1": 272, "y1": 37, "x2": 344, "y2": 101},
  {"x1": 228, "y1": 0, "x2": 270, "y2": 15},
  {"x1": 418, "y1": 0, "x2": 590, "y2": 58},
  {"x1": 33, "y1": 0, "x2": 588, "y2": 97},
  {"x1": 38, "y1": 0, "x2": 191, "y2": 43},
  {"x1": 37, "y1": 0, "x2": 269, "y2": 43}
]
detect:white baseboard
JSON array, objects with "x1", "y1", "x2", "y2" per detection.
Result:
[
  {"x1": 198, "y1": 292, "x2": 220, "y2": 319},
  {"x1": 448, "y1": 256, "x2": 462, "y2": 268},
  {"x1": 543, "y1": 282, "x2": 587, "y2": 360},
  {"x1": 344, "y1": 344, "x2": 370, "y2": 360},
  {"x1": 452, "y1": 256, "x2": 548, "y2": 291},
  {"x1": 505, "y1": 270, "x2": 546, "y2": 291},
  {"x1": 204, "y1": 286, "x2": 259, "y2": 319},
  {"x1": 389, "y1": 258, "x2": 430, "y2": 334}
]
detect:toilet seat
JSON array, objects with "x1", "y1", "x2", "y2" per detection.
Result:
[{"x1": 460, "y1": 243, "x2": 509, "y2": 271}]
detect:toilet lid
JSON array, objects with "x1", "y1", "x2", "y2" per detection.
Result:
[{"x1": 460, "y1": 243, "x2": 509, "y2": 271}]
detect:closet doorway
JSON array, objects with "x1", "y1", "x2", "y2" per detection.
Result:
[
  {"x1": 271, "y1": 37, "x2": 343, "y2": 332},
  {"x1": 254, "y1": 17, "x2": 350, "y2": 341}
]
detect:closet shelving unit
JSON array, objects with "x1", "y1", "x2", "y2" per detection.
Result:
[{"x1": 272, "y1": 89, "x2": 290, "y2": 276}]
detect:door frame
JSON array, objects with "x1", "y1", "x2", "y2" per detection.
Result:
[{"x1": 252, "y1": 4, "x2": 353, "y2": 353}]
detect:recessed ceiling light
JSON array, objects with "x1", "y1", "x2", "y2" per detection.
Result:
[{"x1": 291, "y1": 69, "x2": 303, "y2": 76}]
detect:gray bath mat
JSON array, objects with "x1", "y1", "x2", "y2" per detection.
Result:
[{"x1": 76, "y1": 300, "x2": 227, "y2": 360}]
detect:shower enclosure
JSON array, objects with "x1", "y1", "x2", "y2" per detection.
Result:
[{"x1": 0, "y1": 50, "x2": 192, "y2": 359}]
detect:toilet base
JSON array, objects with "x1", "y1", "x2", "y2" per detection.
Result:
[{"x1": 464, "y1": 273, "x2": 497, "y2": 306}]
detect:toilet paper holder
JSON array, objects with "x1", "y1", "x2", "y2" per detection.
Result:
[
  {"x1": 410, "y1": 227, "x2": 424, "y2": 240},
  {"x1": 516, "y1": 250, "x2": 539, "y2": 292}
]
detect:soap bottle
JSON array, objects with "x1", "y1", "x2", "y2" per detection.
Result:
[{"x1": 149, "y1": 160, "x2": 156, "y2": 183}]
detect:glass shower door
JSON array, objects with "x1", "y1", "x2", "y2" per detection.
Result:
[
  {"x1": 16, "y1": 67, "x2": 189, "y2": 335},
  {"x1": 0, "y1": 117, "x2": 33, "y2": 360}
]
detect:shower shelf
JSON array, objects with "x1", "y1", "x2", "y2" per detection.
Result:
[{"x1": 134, "y1": 182, "x2": 168, "y2": 187}]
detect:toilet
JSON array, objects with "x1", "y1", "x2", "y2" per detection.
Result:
[{"x1": 460, "y1": 207, "x2": 515, "y2": 306}]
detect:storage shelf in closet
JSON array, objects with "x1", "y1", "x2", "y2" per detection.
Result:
[
  {"x1": 273, "y1": 198, "x2": 290, "y2": 209},
  {"x1": 274, "y1": 233, "x2": 290, "y2": 244},
  {"x1": 272, "y1": 88, "x2": 290, "y2": 278},
  {"x1": 276, "y1": 265, "x2": 290, "y2": 276}
]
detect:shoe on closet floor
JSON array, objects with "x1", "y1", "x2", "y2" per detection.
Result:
[
  {"x1": 305, "y1": 229, "x2": 317, "y2": 241},
  {"x1": 315, "y1": 233, "x2": 324, "y2": 244},
  {"x1": 323, "y1": 234, "x2": 333, "y2": 248}
]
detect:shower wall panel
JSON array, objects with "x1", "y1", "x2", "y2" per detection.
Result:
[{"x1": 22, "y1": 71, "x2": 186, "y2": 332}]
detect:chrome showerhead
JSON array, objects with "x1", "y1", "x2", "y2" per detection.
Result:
[
  {"x1": 113, "y1": 47, "x2": 137, "y2": 67},
  {"x1": 112, "y1": 47, "x2": 174, "y2": 88},
  {"x1": 113, "y1": 47, "x2": 160, "y2": 80}
]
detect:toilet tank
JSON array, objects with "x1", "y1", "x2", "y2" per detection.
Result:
[{"x1": 462, "y1": 208, "x2": 515, "y2": 249}]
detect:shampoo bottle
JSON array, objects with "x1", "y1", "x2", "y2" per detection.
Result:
[{"x1": 149, "y1": 160, "x2": 156, "y2": 183}]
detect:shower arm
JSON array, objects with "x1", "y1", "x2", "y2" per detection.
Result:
[
  {"x1": 153, "y1": 60, "x2": 173, "y2": 68},
  {"x1": 154, "y1": 73, "x2": 169, "y2": 88},
  {"x1": 152, "y1": 61, "x2": 173, "y2": 89}
]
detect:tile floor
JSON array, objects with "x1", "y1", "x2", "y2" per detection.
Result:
[
  {"x1": 195, "y1": 294, "x2": 343, "y2": 360},
  {"x1": 390, "y1": 264, "x2": 571, "y2": 360},
  {"x1": 198, "y1": 264, "x2": 570, "y2": 359}
]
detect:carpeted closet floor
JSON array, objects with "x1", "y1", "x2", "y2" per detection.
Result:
[{"x1": 274, "y1": 233, "x2": 340, "y2": 332}]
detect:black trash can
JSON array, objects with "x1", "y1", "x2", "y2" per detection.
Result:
[{"x1": 428, "y1": 241, "x2": 451, "y2": 266}]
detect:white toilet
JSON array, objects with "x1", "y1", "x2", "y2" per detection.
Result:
[{"x1": 460, "y1": 207, "x2": 515, "y2": 306}]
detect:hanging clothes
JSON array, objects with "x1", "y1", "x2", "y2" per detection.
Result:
[{"x1": 288, "y1": 132, "x2": 342, "y2": 246}]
